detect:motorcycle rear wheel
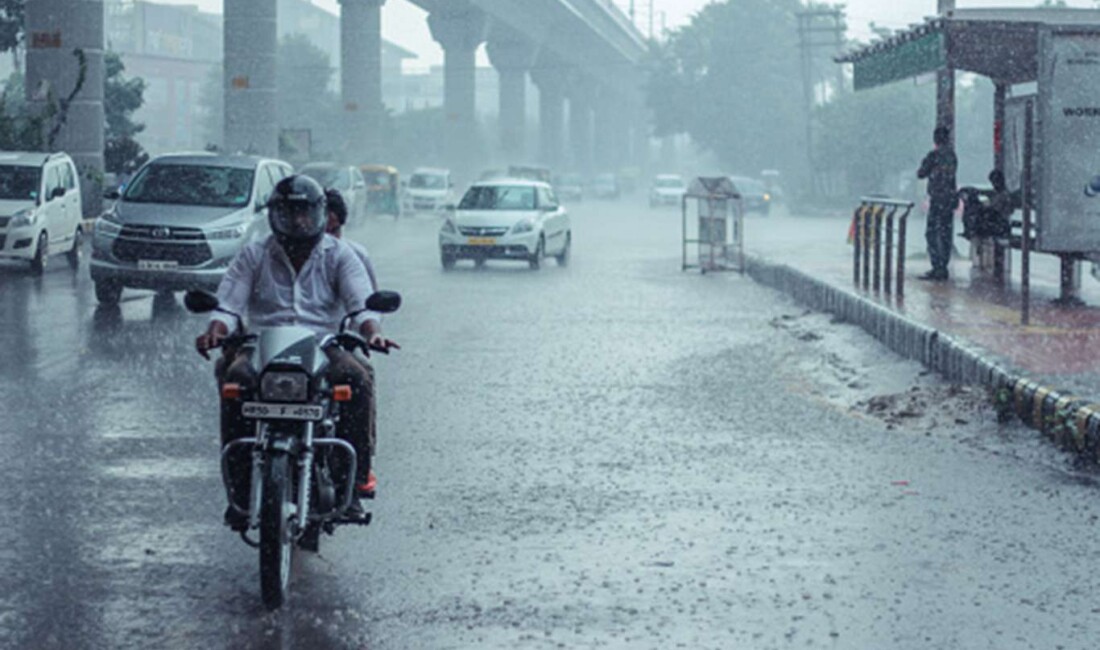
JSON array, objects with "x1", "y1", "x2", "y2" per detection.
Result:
[{"x1": 259, "y1": 453, "x2": 293, "y2": 610}]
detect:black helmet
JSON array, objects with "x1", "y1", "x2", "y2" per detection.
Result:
[
  {"x1": 269, "y1": 175, "x2": 326, "y2": 253},
  {"x1": 324, "y1": 187, "x2": 348, "y2": 226}
]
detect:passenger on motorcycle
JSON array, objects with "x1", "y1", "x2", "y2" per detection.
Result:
[
  {"x1": 324, "y1": 187, "x2": 378, "y2": 289},
  {"x1": 194, "y1": 175, "x2": 398, "y2": 528}
]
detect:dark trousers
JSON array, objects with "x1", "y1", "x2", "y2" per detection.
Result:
[
  {"x1": 216, "y1": 347, "x2": 375, "y2": 506},
  {"x1": 925, "y1": 196, "x2": 955, "y2": 274}
]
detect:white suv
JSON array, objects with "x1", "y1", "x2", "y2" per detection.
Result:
[
  {"x1": 0, "y1": 152, "x2": 84, "y2": 274},
  {"x1": 403, "y1": 167, "x2": 454, "y2": 214}
]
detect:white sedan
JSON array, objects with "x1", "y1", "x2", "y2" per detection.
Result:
[{"x1": 439, "y1": 179, "x2": 571, "y2": 270}]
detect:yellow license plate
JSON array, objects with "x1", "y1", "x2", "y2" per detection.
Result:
[{"x1": 467, "y1": 237, "x2": 497, "y2": 246}]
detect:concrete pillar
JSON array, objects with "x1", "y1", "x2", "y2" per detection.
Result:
[
  {"x1": 427, "y1": 2, "x2": 488, "y2": 178},
  {"x1": 567, "y1": 80, "x2": 593, "y2": 175},
  {"x1": 26, "y1": 0, "x2": 105, "y2": 217},
  {"x1": 224, "y1": 0, "x2": 278, "y2": 156},
  {"x1": 486, "y1": 25, "x2": 538, "y2": 163},
  {"x1": 341, "y1": 0, "x2": 386, "y2": 162},
  {"x1": 631, "y1": 104, "x2": 651, "y2": 172},
  {"x1": 594, "y1": 89, "x2": 628, "y2": 173},
  {"x1": 530, "y1": 60, "x2": 568, "y2": 169}
]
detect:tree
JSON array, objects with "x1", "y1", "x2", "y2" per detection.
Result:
[
  {"x1": 104, "y1": 51, "x2": 148, "y2": 173},
  {"x1": 645, "y1": 0, "x2": 807, "y2": 182},
  {"x1": 0, "y1": 0, "x2": 23, "y2": 56},
  {"x1": 276, "y1": 33, "x2": 343, "y2": 161}
]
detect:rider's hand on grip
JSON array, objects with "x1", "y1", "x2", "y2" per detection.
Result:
[
  {"x1": 196, "y1": 321, "x2": 230, "y2": 360},
  {"x1": 368, "y1": 334, "x2": 400, "y2": 355}
]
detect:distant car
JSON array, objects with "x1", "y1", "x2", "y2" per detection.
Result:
[
  {"x1": 403, "y1": 167, "x2": 454, "y2": 214},
  {"x1": 649, "y1": 174, "x2": 686, "y2": 207},
  {"x1": 508, "y1": 165, "x2": 552, "y2": 184},
  {"x1": 91, "y1": 153, "x2": 293, "y2": 304},
  {"x1": 728, "y1": 175, "x2": 772, "y2": 216},
  {"x1": 439, "y1": 179, "x2": 571, "y2": 270},
  {"x1": 0, "y1": 151, "x2": 84, "y2": 274},
  {"x1": 553, "y1": 173, "x2": 584, "y2": 203},
  {"x1": 300, "y1": 162, "x2": 367, "y2": 223},
  {"x1": 590, "y1": 173, "x2": 621, "y2": 200}
]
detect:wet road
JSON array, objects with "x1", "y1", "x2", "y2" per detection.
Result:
[{"x1": 1, "y1": 200, "x2": 1099, "y2": 649}]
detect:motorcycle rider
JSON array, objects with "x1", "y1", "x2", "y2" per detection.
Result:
[{"x1": 195, "y1": 175, "x2": 397, "y2": 528}]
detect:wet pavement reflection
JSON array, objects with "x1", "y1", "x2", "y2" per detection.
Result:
[{"x1": 1, "y1": 202, "x2": 1099, "y2": 648}]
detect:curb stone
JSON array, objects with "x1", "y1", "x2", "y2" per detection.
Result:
[{"x1": 742, "y1": 255, "x2": 1100, "y2": 465}]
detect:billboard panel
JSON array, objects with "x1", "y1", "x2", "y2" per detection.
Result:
[{"x1": 1037, "y1": 29, "x2": 1100, "y2": 253}]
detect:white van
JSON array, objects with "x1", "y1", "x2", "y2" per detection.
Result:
[{"x1": 0, "y1": 152, "x2": 84, "y2": 274}]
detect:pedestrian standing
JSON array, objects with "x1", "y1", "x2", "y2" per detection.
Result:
[{"x1": 917, "y1": 126, "x2": 958, "y2": 280}]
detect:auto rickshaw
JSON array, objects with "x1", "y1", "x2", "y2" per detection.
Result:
[{"x1": 359, "y1": 164, "x2": 401, "y2": 218}]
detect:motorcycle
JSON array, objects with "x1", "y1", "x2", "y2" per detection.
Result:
[{"x1": 184, "y1": 289, "x2": 401, "y2": 610}]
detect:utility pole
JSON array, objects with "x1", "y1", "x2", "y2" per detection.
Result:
[{"x1": 796, "y1": 4, "x2": 847, "y2": 197}]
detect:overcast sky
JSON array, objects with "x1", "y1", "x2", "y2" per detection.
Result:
[{"x1": 158, "y1": 0, "x2": 1098, "y2": 68}]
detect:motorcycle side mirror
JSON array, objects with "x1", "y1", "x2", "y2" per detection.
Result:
[
  {"x1": 184, "y1": 289, "x2": 220, "y2": 314},
  {"x1": 365, "y1": 291, "x2": 401, "y2": 314}
]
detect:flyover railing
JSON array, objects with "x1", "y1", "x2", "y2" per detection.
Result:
[{"x1": 851, "y1": 197, "x2": 915, "y2": 299}]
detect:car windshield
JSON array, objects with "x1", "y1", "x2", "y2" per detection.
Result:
[
  {"x1": 460, "y1": 185, "x2": 537, "y2": 210},
  {"x1": 302, "y1": 167, "x2": 346, "y2": 189},
  {"x1": 410, "y1": 174, "x2": 445, "y2": 189},
  {"x1": 0, "y1": 166, "x2": 41, "y2": 201},
  {"x1": 124, "y1": 164, "x2": 254, "y2": 208},
  {"x1": 656, "y1": 177, "x2": 684, "y2": 188},
  {"x1": 363, "y1": 171, "x2": 391, "y2": 185}
]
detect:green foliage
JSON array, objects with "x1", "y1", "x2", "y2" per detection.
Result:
[
  {"x1": 0, "y1": 0, "x2": 23, "y2": 54},
  {"x1": 277, "y1": 33, "x2": 336, "y2": 125},
  {"x1": 0, "y1": 72, "x2": 45, "y2": 150},
  {"x1": 814, "y1": 75, "x2": 996, "y2": 200},
  {"x1": 645, "y1": 0, "x2": 806, "y2": 179},
  {"x1": 104, "y1": 51, "x2": 148, "y2": 173},
  {"x1": 380, "y1": 106, "x2": 446, "y2": 170},
  {"x1": 814, "y1": 81, "x2": 935, "y2": 198}
]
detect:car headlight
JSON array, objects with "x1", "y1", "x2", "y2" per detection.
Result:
[
  {"x1": 260, "y1": 372, "x2": 309, "y2": 402},
  {"x1": 207, "y1": 222, "x2": 248, "y2": 240},
  {"x1": 9, "y1": 208, "x2": 36, "y2": 228},
  {"x1": 95, "y1": 213, "x2": 122, "y2": 236},
  {"x1": 441, "y1": 219, "x2": 457, "y2": 234},
  {"x1": 511, "y1": 218, "x2": 536, "y2": 234}
]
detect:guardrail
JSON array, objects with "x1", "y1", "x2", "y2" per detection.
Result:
[{"x1": 852, "y1": 197, "x2": 914, "y2": 299}]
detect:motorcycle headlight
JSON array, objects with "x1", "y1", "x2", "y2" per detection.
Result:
[
  {"x1": 441, "y1": 219, "x2": 457, "y2": 234},
  {"x1": 207, "y1": 222, "x2": 248, "y2": 240},
  {"x1": 511, "y1": 218, "x2": 536, "y2": 234},
  {"x1": 9, "y1": 208, "x2": 36, "y2": 228},
  {"x1": 260, "y1": 372, "x2": 309, "y2": 402}
]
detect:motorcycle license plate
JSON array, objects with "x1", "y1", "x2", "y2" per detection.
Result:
[
  {"x1": 138, "y1": 260, "x2": 179, "y2": 270},
  {"x1": 467, "y1": 237, "x2": 496, "y2": 246},
  {"x1": 242, "y1": 402, "x2": 324, "y2": 421}
]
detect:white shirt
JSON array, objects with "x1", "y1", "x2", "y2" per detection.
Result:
[
  {"x1": 212, "y1": 234, "x2": 378, "y2": 335},
  {"x1": 343, "y1": 237, "x2": 379, "y2": 291}
]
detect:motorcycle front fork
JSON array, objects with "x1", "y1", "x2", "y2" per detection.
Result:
[{"x1": 222, "y1": 418, "x2": 358, "y2": 530}]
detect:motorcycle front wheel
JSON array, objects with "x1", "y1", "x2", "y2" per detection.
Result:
[{"x1": 259, "y1": 453, "x2": 293, "y2": 610}]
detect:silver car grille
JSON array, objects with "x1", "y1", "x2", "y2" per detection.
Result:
[{"x1": 459, "y1": 226, "x2": 510, "y2": 237}]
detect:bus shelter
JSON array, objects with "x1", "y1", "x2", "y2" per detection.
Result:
[
  {"x1": 681, "y1": 177, "x2": 743, "y2": 273},
  {"x1": 835, "y1": 7, "x2": 1100, "y2": 303}
]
